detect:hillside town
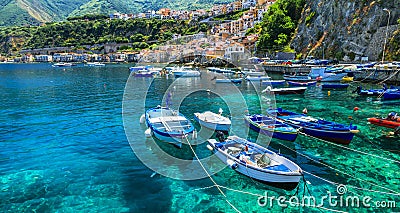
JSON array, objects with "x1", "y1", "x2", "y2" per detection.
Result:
[{"x1": 0, "y1": 0, "x2": 276, "y2": 63}]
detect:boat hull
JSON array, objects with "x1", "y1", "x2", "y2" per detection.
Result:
[
  {"x1": 368, "y1": 117, "x2": 400, "y2": 129},
  {"x1": 262, "y1": 80, "x2": 286, "y2": 86},
  {"x1": 264, "y1": 87, "x2": 307, "y2": 95},
  {"x1": 321, "y1": 84, "x2": 349, "y2": 89},
  {"x1": 244, "y1": 115, "x2": 298, "y2": 141},
  {"x1": 287, "y1": 81, "x2": 317, "y2": 87},
  {"x1": 383, "y1": 92, "x2": 400, "y2": 100}
]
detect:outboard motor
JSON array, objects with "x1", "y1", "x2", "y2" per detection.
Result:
[{"x1": 216, "y1": 131, "x2": 226, "y2": 142}]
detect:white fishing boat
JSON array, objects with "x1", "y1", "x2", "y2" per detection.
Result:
[
  {"x1": 171, "y1": 66, "x2": 201, "y2": 77},
  {"x1": 52, "y1": 62, "x2": 73, "y2": 67},
  {"x1": 194, "y1": 109, "x2": 231, "y2": 132},
  {"x1": 86, "y1": 62, "x2": 105, "y2": 66},
  {"x1": 262, "y1": 86, "x2": 307, "y2": 94},
  {"x1": 245, "y1": 75, "x2": 271, "y2": 81},
  {"x1": 207, "y1": 135, "x2": 302, "y2": 189},
  {"x1": 215, "y1": 78, "x2": 242, "y2": 83}
]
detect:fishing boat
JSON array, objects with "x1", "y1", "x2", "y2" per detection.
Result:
[
  {"x1": 244, "y1": 114, "x2": 298, "y2": 141},
  {"x1": 86, "y1": 62, "x2": 105, "y2": 66},
  {"x1": 143, "y1": 106, "x2": 195, "y2": 148},
  {"x1": 207, "y1": 135, "x2": 302, "y2": 189},
  {"x1": 172, "y1": 66, "x2": 201, "y2": 77},
  {"x1": 262, "y1": 80, "x2": 286, "y2": 86},
  {"x1": 133, "y1": 70, "x2": 156, "y2": 77},
  {"x1": 368, "y1": 112, "x2": 400, "y2": 129},
  {"x1": 287, "y1": 81, "x2": 317, "y2": 87},
  {"x1": 310, "y1": 67, "x2": 349, "y2": 82},
  {"x1": 283, "y1": 75, "x2": 313, "y2": 82},
  {"x1": 321, "y1": 83, "x2": 349, "y2": 89},
  {"x1": 263, "y1": 86, "x2": 307, "y2": 95},
  {"x1": 215, "y1": 78, "x2": 242, "y2": 83},
  {"x1": 245, "y1": 75, "x2": 271, "y2": 81},
  {"x1": 267, "y1": 108, "x2": 359, "y2": 144},
  {"x1": 194, "y1": 109, "x2": 231, "y2": 132},
  {"x1": 353, "y1": 85, "x2": 398, "y2": 96},
  {"x1": 383, "y1": 91, "x2": 400, "y2": 100},
  {"x1": 52, "y1": 62, "x2": 73, "y2": 67}
]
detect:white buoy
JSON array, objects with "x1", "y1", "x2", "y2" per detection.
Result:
[
  {"x1": 206, "y1": 144, "x2": 214, "y2": 151},
  {"x1": 145, "y1": 128, "x2": 152, "y2": 137},
  {"x1": 139, "y1": 114, "x2": 146, "y2": 124}
]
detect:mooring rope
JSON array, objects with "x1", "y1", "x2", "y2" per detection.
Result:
[
  {"x1": 353, "y1": 69, "x2": 376, "y2": 83},
  {"x1": 297, "y1": 131, "x2": 400, "y2": 164},
  {"x1": 302, "y1": 170, "x2": 400, "y2": 196},
  {"x1": 194, "y1": 184, "x2": 349, "y2": 213},
  {"x1": 275, "y1": 140, "x2": 399, "y2": 194},
  {"x1": 377, "y1": 69, "x2": 399, "y2": 84},
  {"x1": 183, "y1": 136, "x2": 241, "y2": 213}
]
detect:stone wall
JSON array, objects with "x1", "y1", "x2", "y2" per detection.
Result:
[{"x1": 366, "y1": 25, "x2": 398, "y2": 61}]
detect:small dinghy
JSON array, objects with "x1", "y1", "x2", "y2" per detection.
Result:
[
  {"x1": 144, "y1": 106, "x2": 195, "y2": 148},
  {"x1": 194, "y1": 109, "x2": 231, "y2": 132},
  {"x1": 244, "y1": 114, "x2": 298, "y2": 141},
  {"x1": 207, "y1": 135, "x2": 302, "y2": 189},
  {"x1": 267, "y1": 108, "x2": 359, "y2": 144},
  {"x1": 368, "y1": 112, "x2": 400, "y2": 129}
]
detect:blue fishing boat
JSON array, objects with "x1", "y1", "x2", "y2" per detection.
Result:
[
  {"x1": 267, "y1": 108, "x2": 359, "y2": 144},
  {"x1": 143, "y1": 106, "x2": 195, "y2": 148},
  {"x1": 287, "y1": 81, "x2": 317, "y2": 87},
  {"x1": 244, "y1": 114, "x2": 298, "y2": 141},
  {"x1": 321, "y1": 83, "x2": 349, "y2": 89},
  {"x1": 215, "y1": 78, "x2": 242, "y2": 83},
  {"x1": 262, "y1": 80, "x2": 286, "y2": 86},
  {"x1": 353, "y1": 85, "x2": 398, "y2": 96}
]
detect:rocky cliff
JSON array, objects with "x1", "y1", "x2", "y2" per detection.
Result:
[{"x1": 291, "y1": 0, "x2": 400, "y2": 61}]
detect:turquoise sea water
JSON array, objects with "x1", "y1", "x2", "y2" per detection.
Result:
[{"x1": 1, "y1": 63, "x2": 399, "y2": 212}]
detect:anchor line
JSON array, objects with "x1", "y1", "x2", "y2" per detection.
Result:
[
  {"x1": 275, "y1": 139, "x2": 399, "y2": 195},
  {"x1": 183, "y1": 136, "x2": 241, "y2": 213}
]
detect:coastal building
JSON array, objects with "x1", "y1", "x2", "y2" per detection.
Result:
[
  {"x1": 34, "y1": 55, "x2": 53, "y2": 62},
  {"x1": 242, "y1": 0, "x2": 257, "y2": 9},
  {"x1": 21, "y1": 54, "x2": 34, "y2": 62}
]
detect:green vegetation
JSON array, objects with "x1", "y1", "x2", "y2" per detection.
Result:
[
  {"x1": 0, "y1": 18, "x2": 210, "y2": 54},
  {"x1": 0, "y1": 0, "x2": 235, "y2": 27},
  {"x1": 256, "y1": 0, "x2": 305, "y2": 53},
  {"x1": 212, "y1": 9, "x2": 249, "y2": 21},
  {"x1": 386, "y1": 18, "x2": 400, "y2": 61}
]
